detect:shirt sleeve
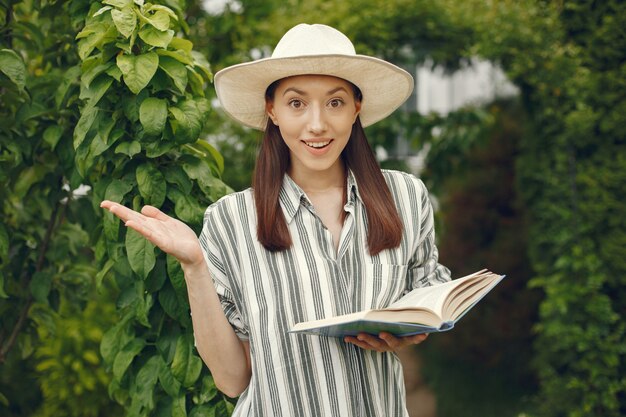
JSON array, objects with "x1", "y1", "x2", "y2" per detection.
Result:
[
  {"x1": 198, "y1": 202, "x2": 249, "y2": 341},
  {"x1": 406, "y1": 178, "x2": 452, "y2": 290}
]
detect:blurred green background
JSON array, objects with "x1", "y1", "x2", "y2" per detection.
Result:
[{"x1": 1, "y1": 1, "x2": 624, "y2": 416}]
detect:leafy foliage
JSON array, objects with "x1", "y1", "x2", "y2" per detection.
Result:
[{"x1": 1, "y1": 0, "x2": 233, "y2": 415}]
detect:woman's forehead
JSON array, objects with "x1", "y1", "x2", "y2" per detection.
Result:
[{"x1": 276, "y1": 74, "x2": 353, "y2": 91}]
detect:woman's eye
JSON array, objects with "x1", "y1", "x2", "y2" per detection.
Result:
[
  {"x1": 329, "y1": 98, "x2": 343, "y2": 108},
  {"x1": 289, "y1": 99, "x2": 303, "y2": 109}
]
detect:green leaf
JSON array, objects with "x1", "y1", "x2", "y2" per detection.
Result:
[
  {"x1": 0, "y1": 272, "x2": 8, "y2": 299},
  {"x1": 171, "y1": 334, "x2": 202, "y2": 387},
  {"x1": 0, "y1": 391, "x2": 8, "y2": 406},
  {"x1": 74, "y1": 105, "x2": 99, "y2": 149},
  {"x1": 77, "y1": 23, "x2": 118, "y2": 61},
  {"x1": 13, "y1": 165, "x2": 47, "y2": 198},
  {"x1": 163, "y1": 166, "x2": 192, "y2": 194},
  {"x1": 170, "y1": 100, "x2": 202, "y2": 143},
  {"x1": 189, "y1": 405, "x2": 216, "y2": 417},
  {"x1": 158, "y1": 284, "x2": 184, "y2": 322},
  {"x1": 172, "y1": 395, "x2": 187, "y2": 417},
  {"x1": 43, "y1": 125, "x2": 64, "y2": 150},
  {"x1": 194, "y1": 375, "x2": 218, "y2": 405},
  {"x1": 159, "y1": 56, "x2": 187, "y2": 93},
  {"x1": 93, "y1": 5, "x2": 113, "y2": 17},
  {"x1": 80, "y1": 74, "x2": 113, "y2": 105},
  {"x1": 55, "y1": 65, "x2": 81, "y2": 108},
  {"x1": 156, "y1": 49, "x2": 193, "y2": 65},
  {"x1": 111, "y1": 6, "x2": 137, "y2": 38},
  {"x1": 103, "y1": 179, "x2": 134, "y2": 241},
  {"x1": 100, "y1": 314, "x2": 133, "y2": 364},
  {"x1": 168, "y1": 188, "x2": 204, "y2": 224},
  {"x1": 139, "y1": 97, "x2": 168, "y2": 136},
  {"x1": 115, "y1": 140, "x2": 141, "y2": 157},
  {"x1": 96, "y1": 258, "x2": 115, "y2": 288},
  {"x1": 29, "y1": 272, "x2": 52, "y2": 304},
  {"x1": 113, "y1": 338, "x2": 145, "y2": 380},
  {"x1": 0, "y1": 222, "x2": 9, "y2": 261},
  {"x1": 136, "y1": 163, "x2": 166, "y2": 207},
  {"x1": 125, "y1": 228, "x2": 156, "y2": 279},
  {"x1": 0, "y1": 49, "x2": 26, "y2": 91},
  {"x1": 103, "y1": 0, "x2": 132, "y2": 7},
  {"x1": 138, "y1": 26, "x2": 174, "y2": 48},
  {"x1": 134, "y1": 355, "x2": 161, "y2": 410},
  {"x1": 157, "y1": 355, "x2": 181, "y2": 396},
  {"x1": 166, "y1": 254, "x2": 187, "y2": 299},
  {"x1": 117, "y1": 52, "x2": 159, "y2": 94},
  {"x1": 169, "y1": 37, "x2": 192, "y2": 53},
  {"x1": 143, "y1": 9, "x2": 171, "y2": 31},
  {"x1": 191, "y1": 51, "x2": 213, "y2": 82}
]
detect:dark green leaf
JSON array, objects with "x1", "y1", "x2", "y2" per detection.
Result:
[
  {"x1": 117, "y1": 52, "x2": 159, "y2": 94},
  {"x1": 115, "y1": 140, "x2": 141, "y2": 157},
  {"x1": 0, "y1": 223, "x2": 9, "y2": 261},
  {"x1": 74, "y1": 105, "x2": 99, "y2": 149},
  {"x1": 100, "y1": 314, "x2": 133, "y2": 365},
  {"x1": 189, "y1": 405, "x2": 216, "y2": 417},
  {"x1": 0, "y1": 272, "x2": 8, "y2": 299},
  {"x1": 171, "y1": 334, "x2": 202, "y2": 387},
  {"x1": 159, "y1": 56, "x2": 187, "y2": 93},
  {"x1": 134, "y1": 355, "x2": 160, "y2": 410},
  {"x1": 163, "y1": 165, "x2": 192, "y2": 194},
  {"x1": 43, "y1": 125, "x2": 64, "y2": 150},
  {"x1": 168, "y1": 188, "x2": 204, "y2": 224},
  {"x1": 13, "y1": 165, "x2": 47, "y2": 199},
  {"x1": 0, "y1": 49, "x2": 26, "y2": 91},
  {"x1": 136, "y1": 163, "x2": 166, "y2": 207},
  {"x1": 172, "y1": 395, "x2": 187, "y2": 417},
  {"x1": 103, "y1": 179, "x2": 134, "y2": 241},
  {"x1": 112, "y1": 338, "x2": 145, "y2": 380},
  {"x1": 139, "y1": 97, "x2": 168, "y2": 136},
  {"x1": 125, "y1": 228, "x2": 156, "y2": 279}
]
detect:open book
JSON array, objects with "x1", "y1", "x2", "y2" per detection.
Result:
[{"x1": 289, "y1": 269, "x2": 504, "y2": 338}]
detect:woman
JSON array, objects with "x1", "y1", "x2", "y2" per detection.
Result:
[{"x1": 102, "y1": 23, "x2": 450, "y2": 417}]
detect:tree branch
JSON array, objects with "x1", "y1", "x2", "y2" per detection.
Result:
[{"x1": 0, "y1": 198, "x2": 62, "y2": 363}]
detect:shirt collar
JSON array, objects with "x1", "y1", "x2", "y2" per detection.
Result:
[{"x1": 279, "y1": 169, "x2": 362, "y2": 224}]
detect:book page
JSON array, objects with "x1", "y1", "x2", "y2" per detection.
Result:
[{"x1": 386, "y1": 270, "x2": 486, "y2": 315}]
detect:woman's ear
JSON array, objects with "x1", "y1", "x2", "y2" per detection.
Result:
[
  {"x1": 353, "y1": 100, "x2": 362, "y2": 123},
  {"x1": 266, "y1": 102, "x2": 278, "y2": 126}
]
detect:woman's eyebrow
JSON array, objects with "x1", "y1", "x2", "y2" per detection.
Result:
[
  {"x1": 282, "y1": 87, "x2": 306, "y2": 96},
  {"x1": 282, "y1": 86, "x2": 349, "y2": 96}
]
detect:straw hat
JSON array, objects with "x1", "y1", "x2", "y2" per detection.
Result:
[{"x1": 214, "y1": 23, "x2": 414, "y2": 130}]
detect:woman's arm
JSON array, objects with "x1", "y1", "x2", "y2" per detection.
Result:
[{"x1": 101, "y1": 201, "x2": 251, "y2": 397}]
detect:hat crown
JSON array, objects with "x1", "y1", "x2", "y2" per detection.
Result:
[{"x1": 272, "y1": 24, "x2": 356, "y2": 58}]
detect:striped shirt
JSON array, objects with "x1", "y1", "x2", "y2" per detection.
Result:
[{"x1": 199, "y1": 169, "x2": 451, "y2": 417}]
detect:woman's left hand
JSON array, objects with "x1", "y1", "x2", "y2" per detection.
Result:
[{"x1": 344, "y1": 332, "x2": 428, "y2": 352}]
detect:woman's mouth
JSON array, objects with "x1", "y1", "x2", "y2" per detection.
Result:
[{"x1": 303, "y1": 140, "x2": 332, "y2": 149}]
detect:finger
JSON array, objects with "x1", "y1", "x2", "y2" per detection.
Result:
[
  {"x1": 378, "y1": 332, "x2": 402, "y2": 349},
  {"x1": 101, "y1": 202, "x2": 142, "y2": 223},
  {"x1": 345, "y1": 336, "x2": 379, "y2": 351},
  {"x1": 141, "y1": 205, "x2": 170, "y2": 221},
  {"x1": 410, "y1": 333, "x2": 429, "y2": 344},
  {"x1": 357, "y1": 333, "x2": 389, "y2": 351}
]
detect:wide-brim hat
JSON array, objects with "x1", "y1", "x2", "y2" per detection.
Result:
[{"x1": 214, "y1": 23, "x2": 414, "y2": 130}]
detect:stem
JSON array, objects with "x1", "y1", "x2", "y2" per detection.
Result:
[{"x1": 0, "y1": 198, "x2": 62, "y2": 363}]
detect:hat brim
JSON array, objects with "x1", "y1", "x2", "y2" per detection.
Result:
[{"x1": 214, "y1": 54, "x2": 414, "y2": 130}]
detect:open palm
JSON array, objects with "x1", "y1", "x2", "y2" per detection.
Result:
[{"x1": 100, "y1": 200, "x2": 204, "y2": 267}]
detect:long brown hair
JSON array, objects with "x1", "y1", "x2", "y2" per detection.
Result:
[{"x1": 253, "y1": 79, "x2": 403, "y2": 255}]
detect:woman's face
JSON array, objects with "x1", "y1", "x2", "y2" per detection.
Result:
[{"x1": 266, "y1": 74, "x2": 361, "y2": 180}]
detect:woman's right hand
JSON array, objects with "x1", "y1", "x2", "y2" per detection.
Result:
[{"x1": 100, "y1": 200, "x2": 204, "y2": 268}]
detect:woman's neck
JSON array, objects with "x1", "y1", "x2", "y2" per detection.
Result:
[{"x1": 288, "y1": 162, "x2": 346, "y2": 193}]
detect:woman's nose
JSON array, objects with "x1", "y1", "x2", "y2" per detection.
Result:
[{"x1": 307, "y1": 104, "x2": 327, "y2": 134}]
